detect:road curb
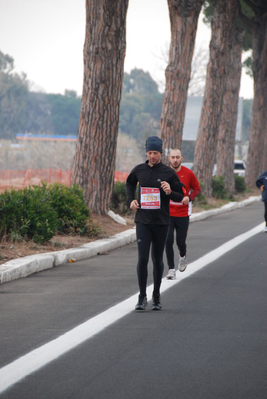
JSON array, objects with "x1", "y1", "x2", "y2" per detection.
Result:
[
  {"x1": 190, "y1": 196, "x2": 260, "y2": 222},
  {"x1": 0, "y1": 196, "x2": 261, "y2": 284},
  {"x1": 0, "y1": 254, "x2": 54, "y2": 284}
]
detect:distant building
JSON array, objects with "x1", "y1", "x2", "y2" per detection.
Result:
[
  {"x1": 16, "y1": 134, "x2": 77, "y2": 142},
  {"x1": 183, "y1": 96, "x2": 243, "y2": 142}
]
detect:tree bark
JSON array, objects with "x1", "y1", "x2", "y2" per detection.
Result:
[
  {"x1": 72, "y1": 0, "x2": 128, "y2": 214},
  {"x1": 216, "y1": 24, "x2": 244, "y2": 194},
  {"x1": 193, "y1": 0, "x2": 238, "y2": 196},
  {"x1": 245, "y1": 10, "x2": 267, "y2": 187},
  {"x1": 159, "y1": 0, "x2": 204, "y2": 162}
]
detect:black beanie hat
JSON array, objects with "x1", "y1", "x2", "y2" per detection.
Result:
[{"x1": 145, "y1": 136, "x2": 163, "y2": 153}]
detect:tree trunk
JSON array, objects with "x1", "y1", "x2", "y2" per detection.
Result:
[
  {"x1": 193, "y1": 0, "x2": 237, "y2": 196},
  {"x1": 245, "y1": 12, "x2": 267, "y2": 187},
  {"x1": 72, "y1": 0, "x2": 128, "y2": 214},
  {"x1": 159, "y1": 0, "x2": 204, "y2": 162},
  {"x1": 216, "y1": 24, "x2": 244, "y2": 194}
]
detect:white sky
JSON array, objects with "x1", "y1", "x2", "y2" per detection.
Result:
[{"x1": 0, "y1": 0, "x2": 253, "y2": 99}]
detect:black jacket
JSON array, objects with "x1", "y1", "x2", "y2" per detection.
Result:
[
  {"x1": 126, "y1": 161, "x2": 184, "y2": 225},
  {"x1": 256, "y1": 171, "x2": 267, "y2": 202}
]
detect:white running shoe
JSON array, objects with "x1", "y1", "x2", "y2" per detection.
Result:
[
  {"x1": 166, "y1": 269, "x2": 176, "y2": 280},
  {"x1": 178, "y1": 256, "x2": 187, "y2": 272}
]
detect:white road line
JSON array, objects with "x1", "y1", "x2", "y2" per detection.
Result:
[{"x1": 0, "y1": 222, "x2": 264, "y2": 393}]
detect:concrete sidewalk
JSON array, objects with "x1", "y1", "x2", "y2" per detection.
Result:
[{"x1": 0, "y1": 196, "x2": 261, "y2": 285}]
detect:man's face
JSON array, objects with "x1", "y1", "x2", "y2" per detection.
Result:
[
  {"x1": 169, "y1": 150, "x2": 183, "y2": 170},
  {"x1": 147, "y1": 151, "x2": 161, "y2": 166}
]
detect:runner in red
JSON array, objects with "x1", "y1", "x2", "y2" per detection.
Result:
[{"x1": 166, "y1": 149, "x2": 201, "y2": 279}]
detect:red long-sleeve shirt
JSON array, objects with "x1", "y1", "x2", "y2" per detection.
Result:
[{"x1": 169, "y1": 165, "x2": 201, "y2": 217}]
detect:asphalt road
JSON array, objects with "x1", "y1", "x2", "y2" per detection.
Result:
[{"x1": 0, "y1": 201, "x2": 266, "y2": 399}]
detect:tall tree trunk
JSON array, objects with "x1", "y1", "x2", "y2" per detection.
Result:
[
  {"x1": 245, "y1": 11, "x2": 267, "y2": 187},
  {"x1": 193, "y1": 0, "x2": 237, "y2": 196},
  {"x1": 216, "y1": 24, "x2": 244, "y2": 194},
  {"x1": 159, "y1": 0, "x2": 204, "y2": 162},
  {"x1": 72, "y1": 0, "x2": 128, "y2": 214}
]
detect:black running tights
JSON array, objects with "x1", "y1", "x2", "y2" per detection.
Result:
[
  {"x1": 165, "y1": 216, "x2": 189, "y2": 268},
  {"x1": 136, "y1": 223, "x2": 169, "y2": 297}
]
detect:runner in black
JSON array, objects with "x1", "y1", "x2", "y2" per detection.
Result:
[{"x1": 126, "y1": 136, "x2": 184, "y2": 311}]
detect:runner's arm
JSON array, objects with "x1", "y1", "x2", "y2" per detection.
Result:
[
  {"x1": 126, "y1": 170, "x2": 138, "y2": 207},
  {"x1": 168, "y1": 173, "x2": 184, "y2": 202},
  {"x1": 188, "y1": 173, "x2": 201, "y2": 201}
]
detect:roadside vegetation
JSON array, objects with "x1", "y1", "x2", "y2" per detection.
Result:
[
  {"x1": 0, "y1": 183, "x2": 100, "y2": 244},
  {"x1": 0, "y1": 179, "x2": 260, "y2": 265},
  {"x1": 0, "y1": 175, "x2": 249, "y2": 245}
]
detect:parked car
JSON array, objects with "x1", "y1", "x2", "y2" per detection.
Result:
[
  {"x1": 234, "y1": 160, "x2": 246, "y2": 176},
  {"x1": 212, "y1": 160, "x2": 246, "y2": 177}
]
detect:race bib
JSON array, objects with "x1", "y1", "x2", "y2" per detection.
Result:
[{"x1": 140, "y1": 187, "x2": 161, "y2": 209}]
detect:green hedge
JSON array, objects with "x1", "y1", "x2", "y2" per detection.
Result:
[
  {"x1": 212, "y1": 176, "x2": 228, "y2": 199},
  {"x1": 234, "y1": 175, "x2": 246, "y2": 193},
  {"x1": 0, "y1": 183, "x2": 99, "y2": 243},
  {"x1": 47, "y1": 183, "x2": 91, "y2": 235}
]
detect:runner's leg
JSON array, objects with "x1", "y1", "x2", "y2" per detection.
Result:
[
  {"x1": 165, "y1": 218, "x2": 175, "y2": 269},
  {"x1": 176, "y1": 216, "x2": 189, "y2": 258},
  {"x1": 151, "y1": 224, "x2": 169, "y2": 295},
  {"x1": 136, "y1": 223, "x2": 152, "y2": 296}
]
